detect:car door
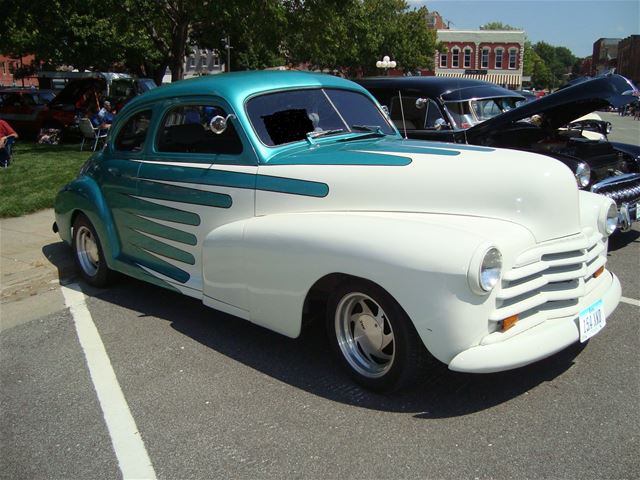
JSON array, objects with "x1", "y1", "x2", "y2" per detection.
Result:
[
  {"x1": 135, "y1": 98, "x2": 257, "y2": 303},
  {"x1": 96, "y1": 107, "x2": 151, "y2": 272}
]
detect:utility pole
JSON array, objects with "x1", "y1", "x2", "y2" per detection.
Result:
[{"x1": 222, "y1": 35, "x2": 233, "y2": 72}]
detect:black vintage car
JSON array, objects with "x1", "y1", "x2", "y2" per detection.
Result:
[{"x1": 358, "y1": 74, "x2": 640, "y2": 231}]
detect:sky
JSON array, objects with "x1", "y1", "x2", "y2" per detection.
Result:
[{"x1": 408, "y1": 0, "x2": 640, "y2": 57}]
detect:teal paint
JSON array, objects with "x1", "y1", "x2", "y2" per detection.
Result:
[
  {"x1": 256, "y1": 175, "x2": 329, "y2": 198},
  {"x1": 138, "y1": 179, "x2": 232, "y2": 208},
  {"x1": 127, "y1": 228, "x2": 196, "y2": 265},
  {"x1": 267, "y1": 151, "x2": 412, "y2": 166},
  {"x1": 401, "y1": 140, "x2": 495, "y2": 152},
  {"x1": 127, "y1": 243, "x2": 191, "y2": 283},
  {"x1": 119, "y1": 195, "x2": 201, "y2": 226},
  {"x1": 113, "y1": 258, "x2": 182, "y2": 293},
  {"x1": 139, "y1": 165, "x2": 328, "y2": 198},
  {"x1": 121, "y1": 211, "x2": 197, "y2": 246}
]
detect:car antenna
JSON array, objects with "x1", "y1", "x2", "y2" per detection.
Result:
[{"x1": 398, "y1": 90, "x2": 408, "y2": 139}]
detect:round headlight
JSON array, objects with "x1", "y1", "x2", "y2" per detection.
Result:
[
  {"x1": 575, "y1": 162, "x2": 591, "y2": 188},
  {"x1": 598, "y1": 202, "x2": 618, "y2": 236},
  {"x1": 480, "y1": 248, "x2": 503, "y2": 292},
  {"x1": 605, "y1": 203, "x2": 618, "y2": 235}
]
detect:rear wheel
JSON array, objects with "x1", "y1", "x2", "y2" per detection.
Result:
[
  {"x1": 72, "y1": 214, "x2": 113, "y2": 287},
  {"x1": 326, "y1": 279, "x2": 427, "y2": 392}
]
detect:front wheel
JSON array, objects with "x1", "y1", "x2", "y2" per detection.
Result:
[
  {"x1": 326, "y1": 279, "x2": 427, "y2": 392},
  {"x1": 72, "y1": 214, "x2": 114, "y2": 287}
]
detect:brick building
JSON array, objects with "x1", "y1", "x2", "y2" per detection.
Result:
[
  {"x1": 591, "y1": 38, "x2": 620, "y2": 75},
  {"x1": 0, "y1": 55, "x2": 38, "y2": 87},
  {"x1": 434, "y1": 30, "x2": 526, "y2": 89},
  {"x1": 426, "y1": 11, "x2": 449, "y2": 30},
  {"x1": 616, "y1": 35, "x2": 640, "y2": 85}
]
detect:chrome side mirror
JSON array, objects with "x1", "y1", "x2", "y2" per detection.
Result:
[
  {"x1": 209, "y1": 114, "x2": 236, "y2": 134},
  {"x1": 415, "y1": 98, "x2": 428, "y2": 110}
]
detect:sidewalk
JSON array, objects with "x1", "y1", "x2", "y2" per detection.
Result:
[{"x1": 0, "y1": 209, "x2": 76, "y2": 304}]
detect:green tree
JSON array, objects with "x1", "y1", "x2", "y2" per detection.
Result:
[
  {"x1": 532, "y1": 41, "x2": 576, "y2": 89},
  {"x1": 286, "y1": 0, "x2": 438, "y2": 76},
  {"x1": 523, "y1": 42, "x2": 552, "y2": 89},
  {"x1": 479, "y1": 22, "x2": 520, "y2": 30}
]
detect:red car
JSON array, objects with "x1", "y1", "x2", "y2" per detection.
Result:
[{"x1": 0, "y1": 88, "x2": 56, "y2": 136}]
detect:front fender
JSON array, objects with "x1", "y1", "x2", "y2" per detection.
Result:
[
  {"x1": 207, "y1": 211, "x2": 534, "y2": 364},
  {"x1": 610, "y1": 141, "x2": 640, "y2": 168},
  {"x1": 54, "y1": 176, "x2": 120, "y2": 268}
]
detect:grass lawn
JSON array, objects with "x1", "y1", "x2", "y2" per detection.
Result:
[{"x1": 0, "y1": 142, "x2": 92, "y2": 218}]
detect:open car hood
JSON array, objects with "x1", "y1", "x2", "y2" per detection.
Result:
[
  {"x1": 465, "y1": 74, "x2": 639, "y2": 142},
  {"x1": 49, "y1": 78, "x2": 106, "y2": 108}
]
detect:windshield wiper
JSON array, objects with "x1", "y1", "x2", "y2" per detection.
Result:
[
  {"x1": 350, "y1": 124, "x2": 385, "y2": 134},
  {"x1": 306, "y1": 129, "x2": 346, "y2": 145}
]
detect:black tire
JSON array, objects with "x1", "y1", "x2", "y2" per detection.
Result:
[
  {"x1": 72, "y1": 213, "x2": 114, "y2": 287},
  {"x1": 326, "y1": 278, "x2": 427, "y2": 392}
]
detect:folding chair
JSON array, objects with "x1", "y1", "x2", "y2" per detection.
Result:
[{"x1": 79, "y1": 118, "x2": 108, "y2": 151}]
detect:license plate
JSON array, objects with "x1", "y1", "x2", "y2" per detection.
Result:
[{"x1": 578, "y1": 299, "x2": 606, "y2": 342}]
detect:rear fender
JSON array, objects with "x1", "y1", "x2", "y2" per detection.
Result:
[{"x1": 54, "y1": 176, "x2": 120, "y2": 268}]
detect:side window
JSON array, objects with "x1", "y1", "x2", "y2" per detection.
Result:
[
  {"x1": 424, "y1": 99, "x2": 446, "y2": 129},
  {"x1": 156, "y1": 105, "x2": 243, "y2": 155},
  {"x1": 115, "y1": 110, "x2": 152, "y2": 152},
  {"x1": 389, "y1": 96, "x2": 425, "y2": 130}
]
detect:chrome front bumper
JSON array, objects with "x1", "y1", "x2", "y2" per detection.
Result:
[{"x1": 590, "y1": 173, "x2": 640, "y2": 232}]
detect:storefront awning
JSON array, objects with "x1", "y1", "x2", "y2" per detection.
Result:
[{"x1": 435, "y1": 72, "x2": 521, "y2": 88}]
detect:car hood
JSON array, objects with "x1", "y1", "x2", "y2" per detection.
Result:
[
  {"x1": 465, "y1": 74, "x2": 639, "y2": 141},
  {"x1": 49, "y1": 78, "x2": 106, "y2": 108},
  {"x1": 260, "y1": 137, "x2": 581, "y2": 243}
]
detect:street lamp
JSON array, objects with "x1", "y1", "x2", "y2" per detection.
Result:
[{"x1": 376, "y1": 55, "x2": 396, "y2": 75}]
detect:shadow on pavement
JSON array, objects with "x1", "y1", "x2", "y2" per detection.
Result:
[
  {"x1": 608, "y1": 228, "x2": 640, "y2": 252},
  {"x1": 42, "y1": 241, "x2": 77, "y2": 283},
  {"x1": 79, "y1": 273, "x2": 584, "y2": 418}
]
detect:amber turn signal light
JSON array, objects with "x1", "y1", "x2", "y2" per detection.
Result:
[
  {"x1": 593, "y1": 266, "x2": 605, "y2": 279},
  {"x1": 502, "y1": 315, "x2": 518, "y2": 331}
]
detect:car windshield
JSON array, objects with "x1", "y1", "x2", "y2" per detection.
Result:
[
  {"x1": 246, "y1": 88, "x2": 396, "y2": 146},
  {"x1": 446, "y1": 97, "x2": 520, "y2": 128}
]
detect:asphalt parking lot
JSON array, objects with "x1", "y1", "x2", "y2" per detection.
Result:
[
  {"x1": 1, "y1": 226, "x2": 638, "y2": 480},
  {"x1": 1, "y1": 113, "x2": 639, "y2": 479}
]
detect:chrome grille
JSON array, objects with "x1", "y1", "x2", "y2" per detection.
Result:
[
  {"x1": 491, "y1": 229, "x2": 606, "y2": 322},
  {"x1": 591, "y1": 174, "x2": 640, "y2": 205}
]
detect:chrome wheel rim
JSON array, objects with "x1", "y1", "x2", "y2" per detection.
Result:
[
  {"x1": 335, "y1": 292, "x2": 395, "y2": 378},
  {"x1": 75, "y1": 226, "x2": 99, "y2": 277}
]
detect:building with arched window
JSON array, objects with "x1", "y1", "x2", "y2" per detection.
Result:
[{"x1": 434, "y1": 30, "x2": 525, "y2": 90}]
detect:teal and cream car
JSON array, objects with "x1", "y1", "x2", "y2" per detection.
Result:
[{"x1": 54, "y1": 71, "x2": 621, "y2": 391}]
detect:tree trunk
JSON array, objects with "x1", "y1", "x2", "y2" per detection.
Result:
[{"x1": 170, "y1": 20, "x2": 189, "y2": 82}]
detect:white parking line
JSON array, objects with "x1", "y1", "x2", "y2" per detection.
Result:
[
  {"x1": 620, "y1": 296, "x2": 640, "y2": 307},
  {"x1": 62, "y1": 283, "x2": 157, "y2": 480}
]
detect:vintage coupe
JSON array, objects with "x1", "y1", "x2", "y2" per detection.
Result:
[
  {"x1": 358, "y1": 75, "x2": 640, "y2": 231},
  {"x1": 54, "y1": 72, "x2": 621, "y2": 391}
]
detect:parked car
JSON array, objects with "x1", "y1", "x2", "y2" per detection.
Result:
[
  {"x1": 358, "y1": 74, "x2": 640, "y2": 231},
  {"x1": 0, "y1": 88, "x2": 56, "y2": 135},
  {"x1": 514, "y1": 89, "x2": 538, "y2": 106},
  {"x1": 54, "y1": 71, "x2": 621, "y2": 391},
  {"x1": 42, "y1": 72, "x2": 156, "y2": 136}
]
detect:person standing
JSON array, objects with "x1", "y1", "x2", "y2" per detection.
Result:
[{"x1": 0, "y1": 119, "x2": 18, "y2": 168}]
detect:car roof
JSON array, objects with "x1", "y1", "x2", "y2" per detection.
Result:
[
  {"x1": 0, "y1": 88, "x2": 54, "y2": 94},
  {"x1": 356, "y1": 76, "x2": 522, "y2": 101},
  {"x1": 123, "y1": 71, "x2": 368, "y2": 112}
]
